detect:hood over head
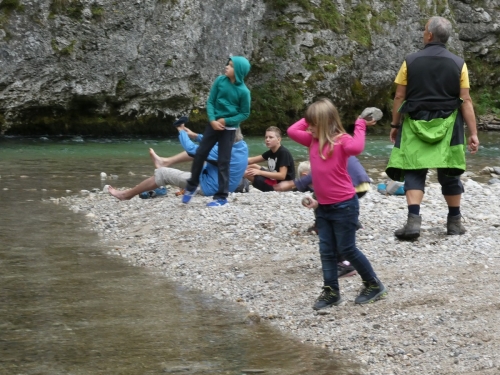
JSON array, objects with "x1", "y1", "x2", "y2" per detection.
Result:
[{"x1": 229, "y1": 56, "x2": 251, "y2": 85}]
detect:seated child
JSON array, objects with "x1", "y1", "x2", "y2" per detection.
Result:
[{"x1": 244, "y1": 126, "x2": 295, "y2": 191}]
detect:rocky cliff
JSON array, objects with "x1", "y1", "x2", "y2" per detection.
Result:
[{"x1": 0, "y1": 0, "x2": 499, "y2": 135}]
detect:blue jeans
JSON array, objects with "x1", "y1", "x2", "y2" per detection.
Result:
[{"x1": 316, "y1": 195, "x2": 377, "y2": 290}]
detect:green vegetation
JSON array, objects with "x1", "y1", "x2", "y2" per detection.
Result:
[
  {"x1": 49, "y1": 0, "x2": 83, "y2": 20},
  {"x1": 311, "y1": 0, "x2": 342, "y2": 33},
  {"x1": 60, "y1": 40, "x2": 76, "y2": 55},
  {"x1": 0, "y1": 0, "x2": 24, "y2": 13},
  {"x1": 323, "y1": 64, "x2": 337, "y2": 73},
  {"x1": 50, "y1": 0, "x2": 69, "y2": 12},
  {"x1": 263, "y1": 0, "x2": 402, "y2": 46},
  {"x1": 473, "y1": 88, "x2": 500, "y2": 116},
  {"x1": 50, "y1": 39, "x2": 58, "y2": 52},
  {"x1": 345, "y1": 2, "x2": 372, "y2": 47},
  {"x1": 467, "y1": 55, "x2": 500, "y2": 116},
  {"x1": 51, "y1": 39, "x2": 76, "y2": 56},
  {"x1": 377, "y1": 9, "x2": 398, "y2": 26},
  {"x1": 188, "y1": 108, "x2": 208, "y2": 125},
  {"x1": 272, "y1": 35, "x2": 288, "y2": 57},
  {"x1": 303, "y1": 54, "x2": 335, "y2": 71},
  {"x1": 163, "y1": 96, "x2": 192, "y2": 111},
  {"x1": 164, "y1": 59, "x2": 173, "y2": 67},
  {"x1": 263, "y1": 0, "x2": 311, "y2": 12},
  {"x1": 306, "y1": 72, "x2": 325, "y2": 89},
  {"x1": 248, "y1": 77, "x2": 305, "y2": 131},
  {"x1": 91, "y1": 5, "x2": 104, "y2": 20},
  {"x1": 417, "y1": 0, "x2": 449, "y2": 16},
  {"x1": 0, "y1": 0, "x2": 24, "y2": 29},
  {"x1": 116, "y1": 79, "x2": 126, "y2": 94}
]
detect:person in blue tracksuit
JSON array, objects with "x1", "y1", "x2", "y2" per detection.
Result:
[{"x1": 108, "y1": 124, "x2": 248, "y2": 200}]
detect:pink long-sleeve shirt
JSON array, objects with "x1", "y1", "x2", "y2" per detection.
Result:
[{"x1": 287, "y1": 118, "x2": 367, "y2": 205}]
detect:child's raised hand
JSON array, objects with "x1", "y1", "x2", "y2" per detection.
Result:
[{"x1": 358, "y1": 116, "x2": 377, "y2": 126}]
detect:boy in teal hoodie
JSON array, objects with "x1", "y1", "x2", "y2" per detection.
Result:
[{"x1": 183, "y1": 56, "x2": 251, "y2": 207}]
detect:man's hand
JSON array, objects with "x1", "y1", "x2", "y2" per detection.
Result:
[
  {"x1": 389, "y1": 128, "x2": 398, "y2": 144},
  {"x1": 468, "y1": 134, "x2": 479, "y2": 154}
]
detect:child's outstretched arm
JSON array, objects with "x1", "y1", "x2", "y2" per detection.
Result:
[
  {"x1": 294, "y1": 173, "x2": 313, "y2": 192},
  {"x1": 247, "y1": 165, "x2": 288, "y2": 181},
  {"x1": 287, "y1": 118, "x2": 312, "y2": 147}
]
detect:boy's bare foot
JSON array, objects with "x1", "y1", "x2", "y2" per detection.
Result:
[
  {"x1": 108, "y1": 186, "x2": 130, "y2": 201},
  {"x1": 149, "y1": 148, "x2": 165, "y2": 168}
]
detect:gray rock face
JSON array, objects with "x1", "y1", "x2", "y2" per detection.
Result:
[{"x1": 0, "y1": 0, "x2": 499, "y2": 134}]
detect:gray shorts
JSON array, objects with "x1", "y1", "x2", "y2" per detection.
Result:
[{"x1": 153, "y1": 168, "x2": 205, "y2": 195}]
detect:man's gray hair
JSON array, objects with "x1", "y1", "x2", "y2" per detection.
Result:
[
  {"x1": 428, "y1": 16, "x2": 452, "y2": 44},
  {"x1": 234, "y1": 127, "x2": 244, "y2": 143}
]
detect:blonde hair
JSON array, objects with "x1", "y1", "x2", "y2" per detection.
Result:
[
  {"x1": 297, "y1": 161, "x2": 311, "y2": 175},
  {"x1": 305, "y1": 98, "x2": 345, "y2": 160}
]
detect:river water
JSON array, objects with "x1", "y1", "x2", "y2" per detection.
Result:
[{"x1": 1, "y1": 133, "x2": 499, "y2": 374}]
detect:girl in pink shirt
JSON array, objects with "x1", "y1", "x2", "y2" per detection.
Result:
[{"x1": 287, "y1": 98, "x2": 387, "y2": 310}]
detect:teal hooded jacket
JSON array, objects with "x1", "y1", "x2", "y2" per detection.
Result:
[{"x1": 206, "y1": 56, "x2": 251, "y2": 129}]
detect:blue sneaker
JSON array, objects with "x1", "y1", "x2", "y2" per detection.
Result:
[
  {"x1": 206, "y1": 198, "x2": 228, "y2": 207},
  {"x1": 139, "y1": 187, "x2": 167, "y2": 199},
  {"x1": 182, "y1": 188, "x2": 197, "y2": 204}
]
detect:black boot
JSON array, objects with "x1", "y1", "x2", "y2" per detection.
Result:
[
  {"x1": 355, "y1": 278, "x2": 387, "y2": 304},
  {"x1": 394, "y1": 213, "x2": 421, "y2": 240},
  {"x1": 447, "y1": 214, "x2": 466, "y2": 235},
  {"x1": 313, "y1": 286, "x2": 342, "y2": 310}
]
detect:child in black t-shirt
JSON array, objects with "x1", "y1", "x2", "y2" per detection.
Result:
[{"x1": 245, "y1": 126, "x2": 295, "y2": 192}]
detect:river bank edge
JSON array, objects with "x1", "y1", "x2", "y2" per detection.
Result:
[{"x1": 60, "y1": 170, "x2": 500, "y2": 375}]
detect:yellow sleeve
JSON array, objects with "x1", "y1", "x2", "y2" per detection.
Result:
[
  {"x1": 460, "y1": 63, "x2": 470, "y2": 89},
  {"x1": 394, "y1": 61, "x2": 407, "y2": 85}
]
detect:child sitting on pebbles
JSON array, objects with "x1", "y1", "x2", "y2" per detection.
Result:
[{"x1": 244, "y1": 126, "x2": 295, "y2": 191}]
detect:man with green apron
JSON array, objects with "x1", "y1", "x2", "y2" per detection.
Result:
[{"x1": 386, "y1": 16, "x2": 479, "y2": 240}]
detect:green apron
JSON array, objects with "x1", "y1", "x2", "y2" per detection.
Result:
[{"x1": 386, "y1": 109, "x2": 466, "y2": 182}]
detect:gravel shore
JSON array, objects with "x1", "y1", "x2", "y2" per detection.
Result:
[{"x1": 62, "y1": 170, "x2": 500, "y2": 375}]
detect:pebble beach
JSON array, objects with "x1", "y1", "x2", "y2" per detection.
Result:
[{"x1": 61, "y1": 169, "x2": 500, "y2": 375}]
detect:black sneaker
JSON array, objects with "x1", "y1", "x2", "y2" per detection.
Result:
[
  {"x1": 337, "y1": 261, "x2": 357, "y2": 278},
  {"x1": 313, "y1": 286, "x2": 342, "y2": 310},
  {"x1": 354, "y1": 279, "x2": 387, "y2": 304},
  {"x1": 173, "y1": 116, "x2": 189, "y2": 127}
]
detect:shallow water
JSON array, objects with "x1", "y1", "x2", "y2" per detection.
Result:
[
  {"x1": 1, "y1": 132, "x2": 499, "y2": 374},
  {"x1": 0, "y1": 137, "x2": 360, "y2": 375}
]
